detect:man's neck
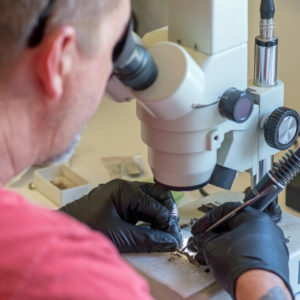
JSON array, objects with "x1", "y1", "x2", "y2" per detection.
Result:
[
  {"x1": 0, "y1": 143, "x2": 17, "y2": 186},
  {"x1": 0, "y1": 96, "x2": 39, "y2": 186}
]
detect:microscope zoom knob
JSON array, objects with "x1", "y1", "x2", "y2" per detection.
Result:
[
  {"x1": 219, "y1": 88, "x2": 254, "y2": 123},
  {"x1": 263, "y1": 107, "x2": 300, "y2": 150}
]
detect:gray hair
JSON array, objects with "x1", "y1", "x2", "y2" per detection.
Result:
[{"x1": 0, "y1": 0, "x2": 119, "y2": 71}]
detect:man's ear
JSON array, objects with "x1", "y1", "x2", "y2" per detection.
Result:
[{"x1": 35, "y1": 26, "x2": 75, "y2": 101}]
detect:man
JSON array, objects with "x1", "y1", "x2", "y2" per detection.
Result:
[{"x1": 0, "y1": 0, "x2": 293, "y2": 299}]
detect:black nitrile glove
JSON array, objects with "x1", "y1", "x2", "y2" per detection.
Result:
[
  {"x1": 60, "y1": 179, "x2": 182, "y2": 253},
  {"x1": 188, "y1": 202, "x2": 292, "y2": 299}
]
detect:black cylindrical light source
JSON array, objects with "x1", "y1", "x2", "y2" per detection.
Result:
[{"x1": 244, "y1": 148, "x2": 300, "y2": 211}]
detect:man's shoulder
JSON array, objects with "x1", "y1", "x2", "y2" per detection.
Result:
[
  {"x1": 0, "y1": 187, "x2": 118, "y2": 287},
  {"x1": 0, "y1": 187, "x2": 89, "y2": 237},
  {"x1": 0, "y1": 187, "x2": 113, "y2": 251},
  {"x1": 0, "y1": 188, "x2": 152, "y2": 300}
]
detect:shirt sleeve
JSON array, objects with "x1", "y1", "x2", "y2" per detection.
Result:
[{"x1": 14, "y1": 230, "x2": 154, "y2": 300}]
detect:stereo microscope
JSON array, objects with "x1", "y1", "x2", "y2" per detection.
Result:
[{"x1": 108, "y1": 0, "x2": 300, "y2": 298}]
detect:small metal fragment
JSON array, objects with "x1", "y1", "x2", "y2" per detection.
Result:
[
  {"x1": 180, "y1": 217, "x2": 198, "y2": 229},
  {"x1": 28, "y1": 182, "x2": 36, "y2": 190},
  {"x1": 198, "y1": 203, "x2": 217, "y2": 213}
]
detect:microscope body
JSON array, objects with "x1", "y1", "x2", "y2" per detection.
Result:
[{"x1": 134, "y1": 0, "x2": 284, "y2": 190}]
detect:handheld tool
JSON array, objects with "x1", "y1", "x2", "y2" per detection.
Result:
[{"x1": 180, "y1": 184, "x2": 277, "y2": 252}]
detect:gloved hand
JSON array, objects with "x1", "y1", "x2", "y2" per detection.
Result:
[
  {"x1": 60, "y1": 179, "x2": 182, "y2": 253},
  {"x1": 188, "y1": 202, "x2": 292, "y2": 299}
]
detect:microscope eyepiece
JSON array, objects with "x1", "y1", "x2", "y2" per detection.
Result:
[{"x1": 112, "y1": 22, "x2": 158, "y2": 91}]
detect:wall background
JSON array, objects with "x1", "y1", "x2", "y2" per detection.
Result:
[{"x1": 132, "y1": 0, "x2": 300, "y2": 112}]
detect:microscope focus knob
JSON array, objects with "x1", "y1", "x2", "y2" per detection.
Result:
[
  {"x1": 263, "y1": 107, "x2": 300, "y2": 150},
  {"x1": 219, "y1": 88, "x2": 254, "y2": 123}
]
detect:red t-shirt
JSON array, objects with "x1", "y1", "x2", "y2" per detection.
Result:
[{"x1": 0, "y1": 188, "x2": 153, "y2": 300}]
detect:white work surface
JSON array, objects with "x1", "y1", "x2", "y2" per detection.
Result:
[{"x1": 8, "y1": 96, "x2": 300, "y2": 299}]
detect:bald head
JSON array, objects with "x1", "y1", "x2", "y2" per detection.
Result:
[{"x1": 0, "y1": 0, "x2": 121, "y2": 73}]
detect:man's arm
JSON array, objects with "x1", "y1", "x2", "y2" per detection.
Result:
[{"x1": 236, "y1": 270, "x2": 292, "y2": 300}]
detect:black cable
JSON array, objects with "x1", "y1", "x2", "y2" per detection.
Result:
[
  {"x1": 260, "y1": 0, "x2": 275, "y2": 19},
  {"x1": 199, "y1": 188, "x2": 209, "y2": 197}
]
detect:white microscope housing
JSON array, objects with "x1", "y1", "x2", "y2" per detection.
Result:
[
  {"x1": 109, "y1": 0, "x2": 299, "y2": 191},
  {"x1": 132, "y1": 0, "x2": 285, "y2": 190}
]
